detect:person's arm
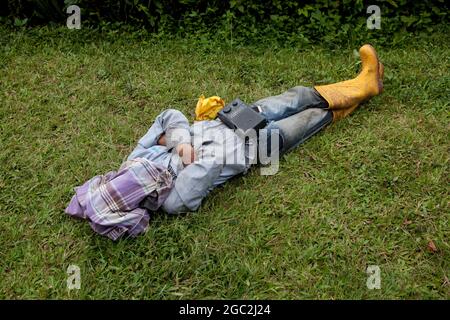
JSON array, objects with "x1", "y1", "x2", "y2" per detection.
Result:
[
  {"x1": 128, "y1": 109, "x2": 191, "y2": 161},
  {"x1": 158, "y1": 136, "x2": 196, "y2": 166},
  {"x1": 162, "y1": 155, "x2": 223, "y2": 214}
]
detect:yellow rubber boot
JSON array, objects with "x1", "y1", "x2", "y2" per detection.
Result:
[{"x1": 314, "y1": 44, "x2": 384, "y2": 121}]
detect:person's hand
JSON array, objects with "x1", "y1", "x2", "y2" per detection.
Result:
[
  {"x1": 176, "y1": 143, "x2": 196, "y2": 166},
  {"x1": 157, "y1": 134, "x2": 166, "y2": 146}
]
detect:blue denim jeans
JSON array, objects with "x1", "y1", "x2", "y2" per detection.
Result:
[{"x1": 251, "y1": 86, "x2": 332, "y2": 154}]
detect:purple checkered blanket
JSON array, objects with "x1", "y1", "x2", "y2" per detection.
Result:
[{"x1": 65, "y1": 158, "x2": 173, "y2": 240}]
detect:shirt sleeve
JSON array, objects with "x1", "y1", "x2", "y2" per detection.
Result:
[
  {"x1": 161, "y1": 188, "x2": 190, "y2": 214},
  {"x1": 161, "y1": 110, "x2": 191, "y2": 150},
  {"x1": 128, "y1": 109, "x2": 191, "y2": 161},
  {"x1": 162, "y1": 156, "x2": 223, "y2": 214}
]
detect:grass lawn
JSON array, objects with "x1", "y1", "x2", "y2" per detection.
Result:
[{"x1": 0, "y1": 26, "x2": 448, "y2": 299}]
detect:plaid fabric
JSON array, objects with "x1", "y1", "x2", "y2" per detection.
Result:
[{"x1": 65, "y1": 158, "x2": 173, "y2": 240}]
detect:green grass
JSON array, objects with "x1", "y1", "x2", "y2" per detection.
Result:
[{"x1": 0, "y1": 26, "x2": 449, "y2": 299}]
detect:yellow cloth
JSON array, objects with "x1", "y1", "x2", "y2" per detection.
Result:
[{"x1": 195, "y1": 95, "x2": 225, "y2": 121}]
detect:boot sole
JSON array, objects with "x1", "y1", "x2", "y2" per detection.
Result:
[{"x1": 378, "y1": 62, "x2": 384, "y2": 94}]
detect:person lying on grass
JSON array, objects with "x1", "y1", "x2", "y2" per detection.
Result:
[
  {"x1": 133, "y1": 44, "x2": 384, "y2": 214},
  {"x1": 66, "y1": 44, "x2": 384, "y2": 240}
]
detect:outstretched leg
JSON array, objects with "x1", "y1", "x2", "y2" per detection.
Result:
[
  {"x1": 252, "y1": 86, "x2": 333, "y2": 154},
  {"x1": 252, "y1": 86, "x2": 329, "y2": 121},
  {"x1": 265, "y1": 108, "x2": 333, "y2": 154},
  {"x1": 256, "y1": 44, "x2": 384, "y2": 155}
]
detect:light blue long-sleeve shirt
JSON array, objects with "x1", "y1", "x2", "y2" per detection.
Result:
[
  {"x1": 127, "y1": 109, "x2": 253, "y2": 214},
  {"x1": 128, "y1": 86, "x2": 332, "y2": 214}
]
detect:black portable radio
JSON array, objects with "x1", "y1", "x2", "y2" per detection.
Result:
[{"x1": 218, "y1": 98, "x2": 267, "y2": 133}]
